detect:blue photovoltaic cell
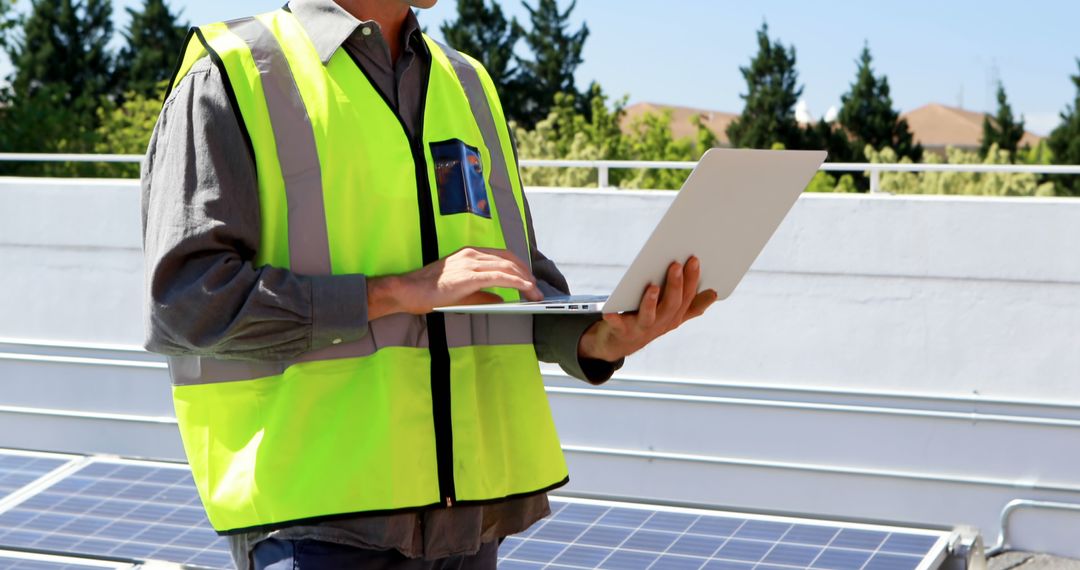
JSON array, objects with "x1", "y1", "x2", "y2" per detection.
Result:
[
  {"x1": 0, "y1": 454, "x2": 70, "y2": 500},
  {"x1": 0, "y1": 462, "x2": 231, "y2": 569},
  {"x1": 499, "y1": 499, "x2": 946, "y2": 570}
]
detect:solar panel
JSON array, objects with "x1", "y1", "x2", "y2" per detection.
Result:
[
  {"x1": 0, "y1": 460, "x2": 231, "y2": 569},
  {"x1": 0, "y1": 452, "x2": 954, "y2": 570},
  {"x1": 498, "y1": 498, "x2": 951, "y2": 570},
  {"x1": 0, "y1": 453, "x2": 72, "y2": 501}
]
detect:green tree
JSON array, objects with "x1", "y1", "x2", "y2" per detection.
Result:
[
  {"x1": 837, "y1": 44, "x2": 921, "y2": 163},
  {"x1": 980, "y1": 82, "x2": 1025, "y2": 159},
  {"x1": 804, "y1": 118, "x2": 852, "y2": 162},
  {"x1": 1048, "y1": 60, "x2": 1080, "y2": 196},
  {"x1": 440, "y1": 0, "x2": 521, "y2": 119},
  {"x1": 515, "y1": 0, "x2": 589, "y2": 128},
  {"x1": 513, "y1": 88, "x2": 626, "y2": 188},
  {"x1": 0, "y1": 0, "x2": 16, "y2": 52},
  {"x1": 622, "y1": 110, "x2": 696, "y2": 190},
  {"x1": 1018, "y1": 139, "x2": 1053, "y2": 166},
  {"x1": 726, "y1": 23, "x2": 805, "y2": 150},
  {"x1": 8, "y1": 0, "x2": 114, "y2": 105},
  {"x1": 0, "y1": 84, "x2": 100, "y2": 176},
  {"x1": 115, "y1": 0, "x2": 188, "y2": 99},
  {"x1": 576, "y1": 82, "x2": 626, "y2": 160},
  {"x1": 694, "y1": 114, "x2": 719, "y2": 154},
  {"x1": 94, "y1": 87, "x2": 163, "y2": 177},
  {"x1": 513, "y1": 87, "x2": 719, "y2": 190},
  {"x1": 1, "y1": 0, "x2": 115, "y2": 175}
]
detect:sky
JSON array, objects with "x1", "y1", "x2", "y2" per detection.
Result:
[{"x1": 4, "y1": 0, "x2": 1079, "y2": 135}]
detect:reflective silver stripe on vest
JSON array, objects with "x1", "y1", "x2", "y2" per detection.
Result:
[
  {"x1": 170, "y1": 310, "x2": 533, "y2": 386},
  {"x1": 170, "y1": 313, "x2": 425, "y2": 385},
  {"x1": 226, "y1": 17, "x2": 332, "y2": 276},
  {"x1": 169, "y1": 29, "x2": 535, "y2": 388},
  {"x1": 435, "y1": 43, "x2": 532, "y2": 270},
  {"x1": 434, "y1": 43, "x2": 535, "y2": 357}
]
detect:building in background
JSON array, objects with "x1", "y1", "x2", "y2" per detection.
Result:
[
  {"x1": 901, "y1": 103, "x2": 1043, "y2": 154},
  {"x1": 622, "y1": 102, "x2": 737, "y2": 146},
  {"x1": 626, "y1": 101, "x2": 1045, "y2": 154}
]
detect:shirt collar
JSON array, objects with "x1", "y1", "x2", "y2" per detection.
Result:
[{"x1": 287, "y1": 0, "x2": 424, "y2": 65}]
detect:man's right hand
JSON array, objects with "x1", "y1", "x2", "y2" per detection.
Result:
[{"x1": 366, "y1": 247, "x2": 543, "y2": 319}]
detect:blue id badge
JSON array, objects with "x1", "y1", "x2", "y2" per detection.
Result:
[{"x1": 430, "y1": 139, "x2": 492, "y2": 218}]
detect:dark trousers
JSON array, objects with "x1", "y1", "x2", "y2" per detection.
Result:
[{"x1": 251, "y1": 538, "x2": 499, "y2": 570}]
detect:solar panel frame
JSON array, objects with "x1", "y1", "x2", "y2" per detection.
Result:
[
  {"x1": 0, "y1": 548, "x2": 132, "y2": 569},
  {"x1": 499, "y1": 497, "x2": 954, "y2": 570},
  {"x1": 0, "y1": 451, "x2": 79, "y2": 497},
  {"x1": 0, "y1": 451, "x2": 82, "y2": 517}
]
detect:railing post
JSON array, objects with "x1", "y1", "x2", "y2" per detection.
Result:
[
  {"x1": 869, "y1": 169, "x2": 881, "y2": 194},
  {"x1": 598, "y1": 164, "x2": 610, "y2": 189}
]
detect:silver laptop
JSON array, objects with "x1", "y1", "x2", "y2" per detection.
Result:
[{"x1": 435, "y1": 148, "x2": 827, "y2": 314}]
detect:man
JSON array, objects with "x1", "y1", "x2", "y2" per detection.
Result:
[{"x1": 141, "y1": 0, "x2": 716, "y2": 568}]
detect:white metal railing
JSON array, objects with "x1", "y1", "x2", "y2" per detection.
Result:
[
  {"x1": 0, "y1": 153, "x2": 144, "y2": 164},
  {"x1": 519, "y1": 159, "x2": 1080, "y2": 193},
  {"x1": 2, "y1": 153, "x2": 1080, "y2": 194},
  {"x1": 989, "y1": 499, "x2": 1080, "y2": 555}
]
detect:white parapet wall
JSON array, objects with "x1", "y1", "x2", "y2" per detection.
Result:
[
  {"x1": 2, "y1": 178, "x2": 1080, "y2": 556},
  {"x1": 526, "y1": 187, "x2": 1080, "y2": 401}
]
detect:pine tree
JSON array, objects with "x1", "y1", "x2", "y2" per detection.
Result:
[
  {"x1": 515, "y1": 0, "x2": 589, "y2": 129},
  {"x1": 8, "y1": 0, "x2": 114, "y2": 105},
  {"x1": 725, "y1": 23, "x2": 805, "y2": 150},
  {"x1": 1, "y1": 0, "x2": 114, "y2": 174},
  {"x1": 837, "y1": 43, "x2": 922, "y2": 162},
  {"x1": 440, "y1": 0, "x2": 521, "y2": 117},
  {"x1": 1048, "y1": 60, "x2": 1080, "y2": 196},
  {"x1": 0, "y1": 0, "x2": 16, "y2": 53},
  {"x1": 980, "y1": 82, "x2": 1025, "y2": 159},
  {"x1": 116, "y1": 0, "x2": 188, "y2": 99},
  {"x1": 804, "y1": 118, "x2": 851, "y2": 162}
]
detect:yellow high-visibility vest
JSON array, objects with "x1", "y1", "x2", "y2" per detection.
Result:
[{"x1": 166, "y1": 8, "x2": 567, "y2": 534}]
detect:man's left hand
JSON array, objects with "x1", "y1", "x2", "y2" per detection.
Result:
[{"x1": 578, "y1": 256, "x2": 718, "y2": 363}]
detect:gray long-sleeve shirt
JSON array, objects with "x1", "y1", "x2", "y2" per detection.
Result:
[{"x1": 140, "y1": 1, "x2": 620, "y2": 566}]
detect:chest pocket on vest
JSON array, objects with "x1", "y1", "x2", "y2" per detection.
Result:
[{"x1": 431, "y1": 139, "x2": 491, "y2": 219}]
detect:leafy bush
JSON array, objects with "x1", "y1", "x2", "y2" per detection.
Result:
[
  {"x1": 805, "y1": 171, "x2": 857, "y2": 193},
  {"x1": 513, "y1": 90, "x2": 620, "y2": 188},
  {"x1": 514, "y1": 88, "x2": 716, "y2": 190},
  {"x1": 93, "y1": 89, "x2": 162, "y2": 178},
  {"x1": 863, "y1": 144, "x2": 1056, "y2": 197}
]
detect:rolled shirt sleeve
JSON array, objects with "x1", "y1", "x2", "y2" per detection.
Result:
[{"x1": 141, "y1": 58, "x2": 370, "y2": 361}]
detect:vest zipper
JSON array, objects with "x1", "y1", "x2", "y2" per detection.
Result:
[{"x1": 345, "y1": 49, "x2": 456, "y2": 508}]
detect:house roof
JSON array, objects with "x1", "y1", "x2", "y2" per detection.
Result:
[
  {"x1": 900, "y1": 103, "x2": 1043, "y2": 149},
  {"x1": 623, "y1": 101, "x2": 1045, "y2": 150},
  {"x1": 622, "y1": 102, "x2": 738, "y2": 145}
]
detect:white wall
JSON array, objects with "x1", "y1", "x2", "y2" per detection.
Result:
[
  {"x1": 0, "y1": 178, "x2": 144, "y2": 345},
  {"x1": 527, "y1": 188, "x2": 1080, "y2": 403},
  {"x1": 3, "y1": 178, "x2": 1080, "y2": 557},
  {"x1": 5, "y1": 180, "x2": 1079, "y2": 401}
]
